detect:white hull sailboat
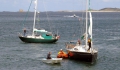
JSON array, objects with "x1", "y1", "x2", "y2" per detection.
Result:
[{"x1": 66, "y1": 0, "x2": 98, "y2": 62}]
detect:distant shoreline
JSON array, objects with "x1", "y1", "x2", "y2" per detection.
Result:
[
  {"x1": 56, "y1": 10, "x2": 120, "y2": 12},
  {"x1": 0, "y1": 11, "x2": 120, "y2": 13},
  {"x1": 2, "y1": 7, "x2": 120, "y2": 13},
  {"x1": 91, "y1": 11, "x2": 120, "y2": 12}
]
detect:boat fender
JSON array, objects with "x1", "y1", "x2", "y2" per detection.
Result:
[
  {"x1": 68, "y1": 51, "x2": 73, "y2": 57},
  {"x1": 56, "y1": 36, "x2": 60, "y2": 39}
]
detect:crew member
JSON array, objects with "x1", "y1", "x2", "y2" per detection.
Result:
[
  {"x1": 47, "y1": 52, "x2": 51, "y2": 59},
  {"x1": 57, "y1": 49, "x2": 68, "y2": 58},
  {"x1": 76, "y1": 39, "x2": 81, "y2": 46},
  {"x1": 88, "y1": 38, "x2": 91, "y2": 51},
  {"x1": 23, "y1": 28, "x2": 26, "y2": 36}
]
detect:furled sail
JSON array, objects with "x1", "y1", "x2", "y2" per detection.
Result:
[{"x1": 88, "y1": 11, "x2": 92, "y2": 39}]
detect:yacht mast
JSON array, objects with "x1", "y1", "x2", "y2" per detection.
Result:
[
  {"x1": 85, "y1": 0, "x2": 88, "y2": 47},
  {"x1": 32, "y1": 0, "x2": 38, "y2": 36}
]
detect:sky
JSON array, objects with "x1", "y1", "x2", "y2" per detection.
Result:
[{"x1": 0, "y1": 0, "x2": 120, "y2": 12}]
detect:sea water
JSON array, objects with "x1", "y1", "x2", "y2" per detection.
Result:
[{"x1": 0, "y1": 12, "x2": 120, "y2": 70}]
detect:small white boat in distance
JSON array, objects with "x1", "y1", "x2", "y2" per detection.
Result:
[
  {"x1": 41, "y1": 58, "x2": 62, "y2": 64},
  {"x1": 64, "y1": 14, "x2": 79, "y2": 18}
]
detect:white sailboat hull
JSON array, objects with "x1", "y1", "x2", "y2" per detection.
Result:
[{"x1": 66, "y1": 44, "x2": 98, "y2": 62}]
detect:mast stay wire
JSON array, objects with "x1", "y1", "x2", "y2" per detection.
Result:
[
  {"x1": 80, "y1": 0, "x2": 86, "y2": 41},
  {"x1": 70, "y1": 0, "x2": 86, "y2": 42},
  {"x1": 42, "y1": 0, "x2": 53, "y2": 34},
  {"x1": 22, "y1": 0, "x2": 33, "y2": 29}
]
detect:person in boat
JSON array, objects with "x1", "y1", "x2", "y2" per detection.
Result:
[
  {"x1": 23, "y1": 28, "x2": 26, "y2": 36},
  {"x1": 87, "y1": 38, "x2": 91, "y2": 51},
  {"x1": 57, "y1": 49, "x2": 68, "y2": 58},
  {"x1": 76, "y1": 39, "x2": 81, "y2": 46},
  {"x1": 47, "y1": 52, "x2": 51, "y2": 59}
]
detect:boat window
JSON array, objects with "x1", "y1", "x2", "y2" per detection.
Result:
[{"x1": 46, "y1": 34, "x2": 50, "y2": 36}]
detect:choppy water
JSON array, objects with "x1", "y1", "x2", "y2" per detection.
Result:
[{"x1": 0, "y1": 12, "x2": 120, "y2": 70}]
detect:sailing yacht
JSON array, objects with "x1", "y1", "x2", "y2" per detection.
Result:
[
  {"x1": 19, "y1": 0, "x2": 59, "y2": 43},
  {"x1": 66, "y1": 0, "x2": 98, "y2": 62}
]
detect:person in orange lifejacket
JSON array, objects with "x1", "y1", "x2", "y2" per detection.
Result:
[
  {"x1": 57, "y1": 49, "x2": 68, "y2": 58},
  {"x1": 87, "y1": 38, "x2": 91, "y2": 51}
]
